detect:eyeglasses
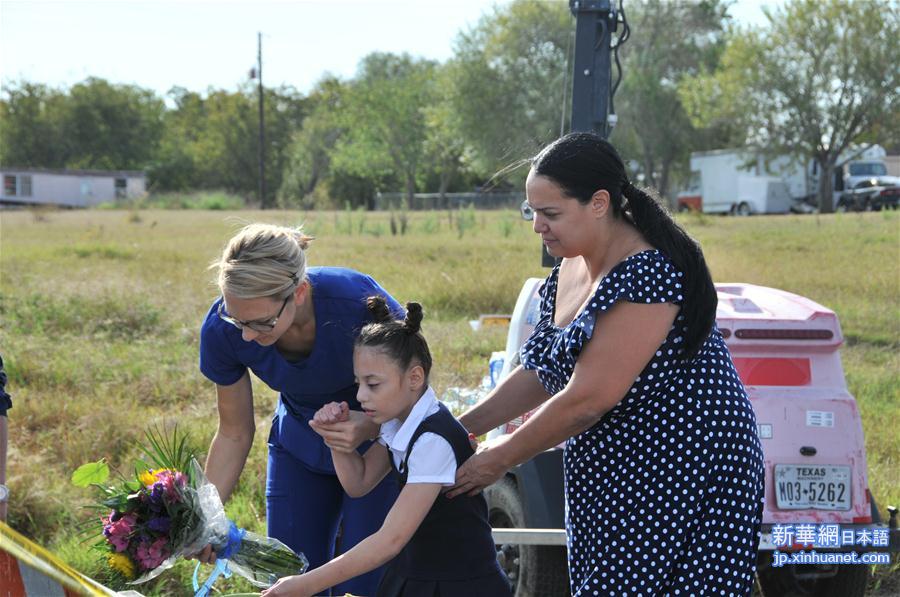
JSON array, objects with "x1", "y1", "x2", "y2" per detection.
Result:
[
  {"x1": 520, "y1": 199, "x2": 534, "y2": 221},
  {"x1": 218, "y1": 294, "x2": 292, "y2": 333}
]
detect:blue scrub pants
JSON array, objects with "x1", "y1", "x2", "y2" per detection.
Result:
[{"x1": 267, "y1": 441, "x2": 399, "y2": 596}]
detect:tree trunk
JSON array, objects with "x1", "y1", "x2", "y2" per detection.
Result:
[
  {"x1": 304, "y1": 169, "x2": 320, "y2": 197},
  {"x1": 439, "y1": 172, "x2": 450, "y2": 203},
  {"x1": 642, "y1": 157, "x2": 657, "y2": 190},
  {"x1": 818, "y1": 157, "x2": 836, "y2": 214},
  {"x1": 658, "y1": 160, "x2": 673, "y2": 210},
  {"x1": 438, "y1": 157, "x2": 457, "y2": 203},
  {"x1": 640, "y1": 139, "x2": 657, "y2": 190},
  {"x1": 405, "y1": 173, "x2": 416, "y2": 208}
]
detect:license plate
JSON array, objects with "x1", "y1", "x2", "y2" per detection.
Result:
[{"x1": 774, "y1": 465, "x2": 851, "y2": 510}]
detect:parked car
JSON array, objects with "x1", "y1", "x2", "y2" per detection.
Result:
[{"x1": 837, "y1": 178, "x2": 900, "y2": 211}]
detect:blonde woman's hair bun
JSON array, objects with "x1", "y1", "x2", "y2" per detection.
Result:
[{"x1": 212, "y1": 223, "x2": 313, "y2": 299}]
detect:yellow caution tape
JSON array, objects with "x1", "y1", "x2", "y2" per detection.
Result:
[{"x1": 0, "y1": 520, "x2": 119, "y2": 596}]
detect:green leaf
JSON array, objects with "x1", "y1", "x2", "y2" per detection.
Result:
[
  {"x1": 71, "y1": 460, "x2": 109, "y2": 487},
  {"x1": 102, "y1": 494, "x2": 129, "y2": 511},
  {"x1": 139, "y1": 424, "x2": 196, "y2": 476}
]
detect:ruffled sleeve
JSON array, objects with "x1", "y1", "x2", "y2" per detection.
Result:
[
  {"x1": 575, "y1": 251, "x2": 684, "y2": 340},
  {"x1": 536, "y1": 264, "x2": 559, "y2": 321}
]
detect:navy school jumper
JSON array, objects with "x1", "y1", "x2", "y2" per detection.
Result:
[{"x1": 377, "y1": 403, "x2": 512, "y2": 597}]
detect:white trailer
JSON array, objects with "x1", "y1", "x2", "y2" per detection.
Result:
[
  {"x1": 0, "y1": 167, "x2": 146, "y2": 208},
  {"x1": 681, "y1": 146, "x2": 891, "y2": 215},
  {"x1": 686, "y1": 150, "x2": 792, "y2": 215}
]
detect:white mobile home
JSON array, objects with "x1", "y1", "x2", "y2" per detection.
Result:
[{"x1": 0, "y1": 167, "x2": 146, "y2": 208}]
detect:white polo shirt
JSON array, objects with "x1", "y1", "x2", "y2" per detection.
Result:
[{"x1": 377, "y1": 386, "x2": 457, "y2": 485}]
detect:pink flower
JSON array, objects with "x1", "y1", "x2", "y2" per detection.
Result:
[
  {"x1": 108, "y1": 533, "x2": 130, "y2": 552},
  {"x1": 103, "y1": 513, "x2": 137, "y2": 553},
  {"x1": 135, "y1": 536, "x2": 171, "y2": 570},
  {"x1": 153, "y1": 470, "x2": 183, "y2": 503}
]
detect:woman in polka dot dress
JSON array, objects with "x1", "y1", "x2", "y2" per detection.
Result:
[{"x1": 451, "y1": 132, "x2": 764, "y2": 596}]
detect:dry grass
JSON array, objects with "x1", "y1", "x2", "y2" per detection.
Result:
[{"x1": 0, "y1": 207, "x2": 897, "y2": 593}]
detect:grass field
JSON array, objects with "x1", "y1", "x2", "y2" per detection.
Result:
[{"x1": 0, "y1": 207, "x2": 897, "y2": 594}]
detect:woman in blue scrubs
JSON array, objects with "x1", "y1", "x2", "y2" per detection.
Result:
[{"x1": 197, "y1": 223, "x2": 401, "y2": 596}]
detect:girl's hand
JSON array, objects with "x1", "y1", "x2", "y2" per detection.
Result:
[
  {"x1": 260, "y1": 574, "x2": 313, "y2": 597},
  {"x1": 447, "y1": 435, "x2": 511, "y2": 498},
  {"x1": 313, "y1": 401, "x2": 350, "y2": 425},
  {"x1": 309, "y1": 409, "x2": 379, "y2": 453}
]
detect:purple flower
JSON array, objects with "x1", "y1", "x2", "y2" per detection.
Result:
[
  {"x1": 147, "y1": 516, "x2": 171, "y2": 533},
  {"x1": 150, "y1": 482, "x2": 166, "y2": 504}
]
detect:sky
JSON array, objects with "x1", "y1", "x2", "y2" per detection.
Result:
[{"x1": 0, "y1": 0, "x2": 773, "y2": 100}]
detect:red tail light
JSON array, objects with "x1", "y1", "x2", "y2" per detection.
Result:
[
  {"x1": 734, "y1": 329, "x2": 834, "y2": 340},
  {"x1": 733, "y1": 358, "x2": 811, "y2": 386}
]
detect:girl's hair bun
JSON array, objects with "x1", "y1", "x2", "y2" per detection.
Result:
[
  {"x1": 403, "y1": 302, "x2": 423, "y2": 334},
  {"x1": 357, "y1": 297, "x2": 432, "y2": 381},
  {"x1": 366, "y1": 296, "x2": 393, "y2": 323}
]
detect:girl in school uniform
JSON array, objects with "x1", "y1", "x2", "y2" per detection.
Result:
[{"x1": 261, "y1": 297, "x2": 511, "y2": 597}]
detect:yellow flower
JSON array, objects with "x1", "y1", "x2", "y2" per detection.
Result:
[
  {"x1": 108, "y1": 552, "x2": 136, "y2": 579},
  {"x1": 138, "y1": 469, "x2": 156, "y2": 486}
]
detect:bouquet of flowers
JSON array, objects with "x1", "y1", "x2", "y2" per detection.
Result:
[{"x1": 72, "y1": 427, "x2": 308, "y2": 594}]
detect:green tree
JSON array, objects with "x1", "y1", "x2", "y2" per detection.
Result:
[
  {"x1": 334, "y1": 53, "x2": 437, "y2": 207},
  {"x1": 680, "y1": 0, "x2": 900, "y2": 212},
  {"x1": 278, "y1": 77, "x2": 348, "y2": 208},
  {"x1": 1, "y1": 78, "x2": 164, "y2": 171},
  {"x1": 421, "y1": 63, "x2": 471, "y2": 201},
  {"x1": 149, "y1": 85, "x2": 307, "y2": 201},
  {"x1": 62, "y1": 78, "x2": 165, "y2": 170},
  {"x1": 449, "y1": 0, "x2": 574, "y2": 177},
  {"x1": 0, "y1": 81, "x2": 68, "y2": 167},
  {"x1": 614, "y1": 0, "x2": 732, "y2": 200},
  {"x1": 148, "y1": 87, "x2": 205, "y2": 192}
]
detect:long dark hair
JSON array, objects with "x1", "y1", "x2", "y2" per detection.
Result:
[
  {"x1": 356, "y1": 297, "x2": 433, "y2": 380},
  {"x1": 531, "y1": 131, "x2": 717, "y2": 359}
]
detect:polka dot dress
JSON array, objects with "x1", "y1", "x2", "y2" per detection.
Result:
[{"x1": 521, "y1": 250, "x2": 764, "y2": 596}]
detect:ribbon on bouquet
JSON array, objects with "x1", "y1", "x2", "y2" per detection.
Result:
[{"x1": 193, "y1": 521, "x2": 247, "y2": 597}]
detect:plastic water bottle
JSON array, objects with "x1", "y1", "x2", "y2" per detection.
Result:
[{"x1": 488, "y1": 351, "x2": 505, "y2": 388}]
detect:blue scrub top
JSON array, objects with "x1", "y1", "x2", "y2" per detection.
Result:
[
  {"x1": 199, "y1": 266, "x2": 404, "y2": 472},
  {"x1": 0, "y1": 354, "x2": 11, "y2": 417}
]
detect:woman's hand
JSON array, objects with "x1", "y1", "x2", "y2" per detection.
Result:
[
  {"x1": 186, "y1": 544, "x2": 216, "y2": 564},
  {"x1": 260, "y1": 573, "x2": 314, "y2": 597},
  {"x1": 309, "y1": 408, "x2": 379, "y2": 453},
  {"x1": 446, "y1": 435, "x2": 511, "y2": 498}
]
